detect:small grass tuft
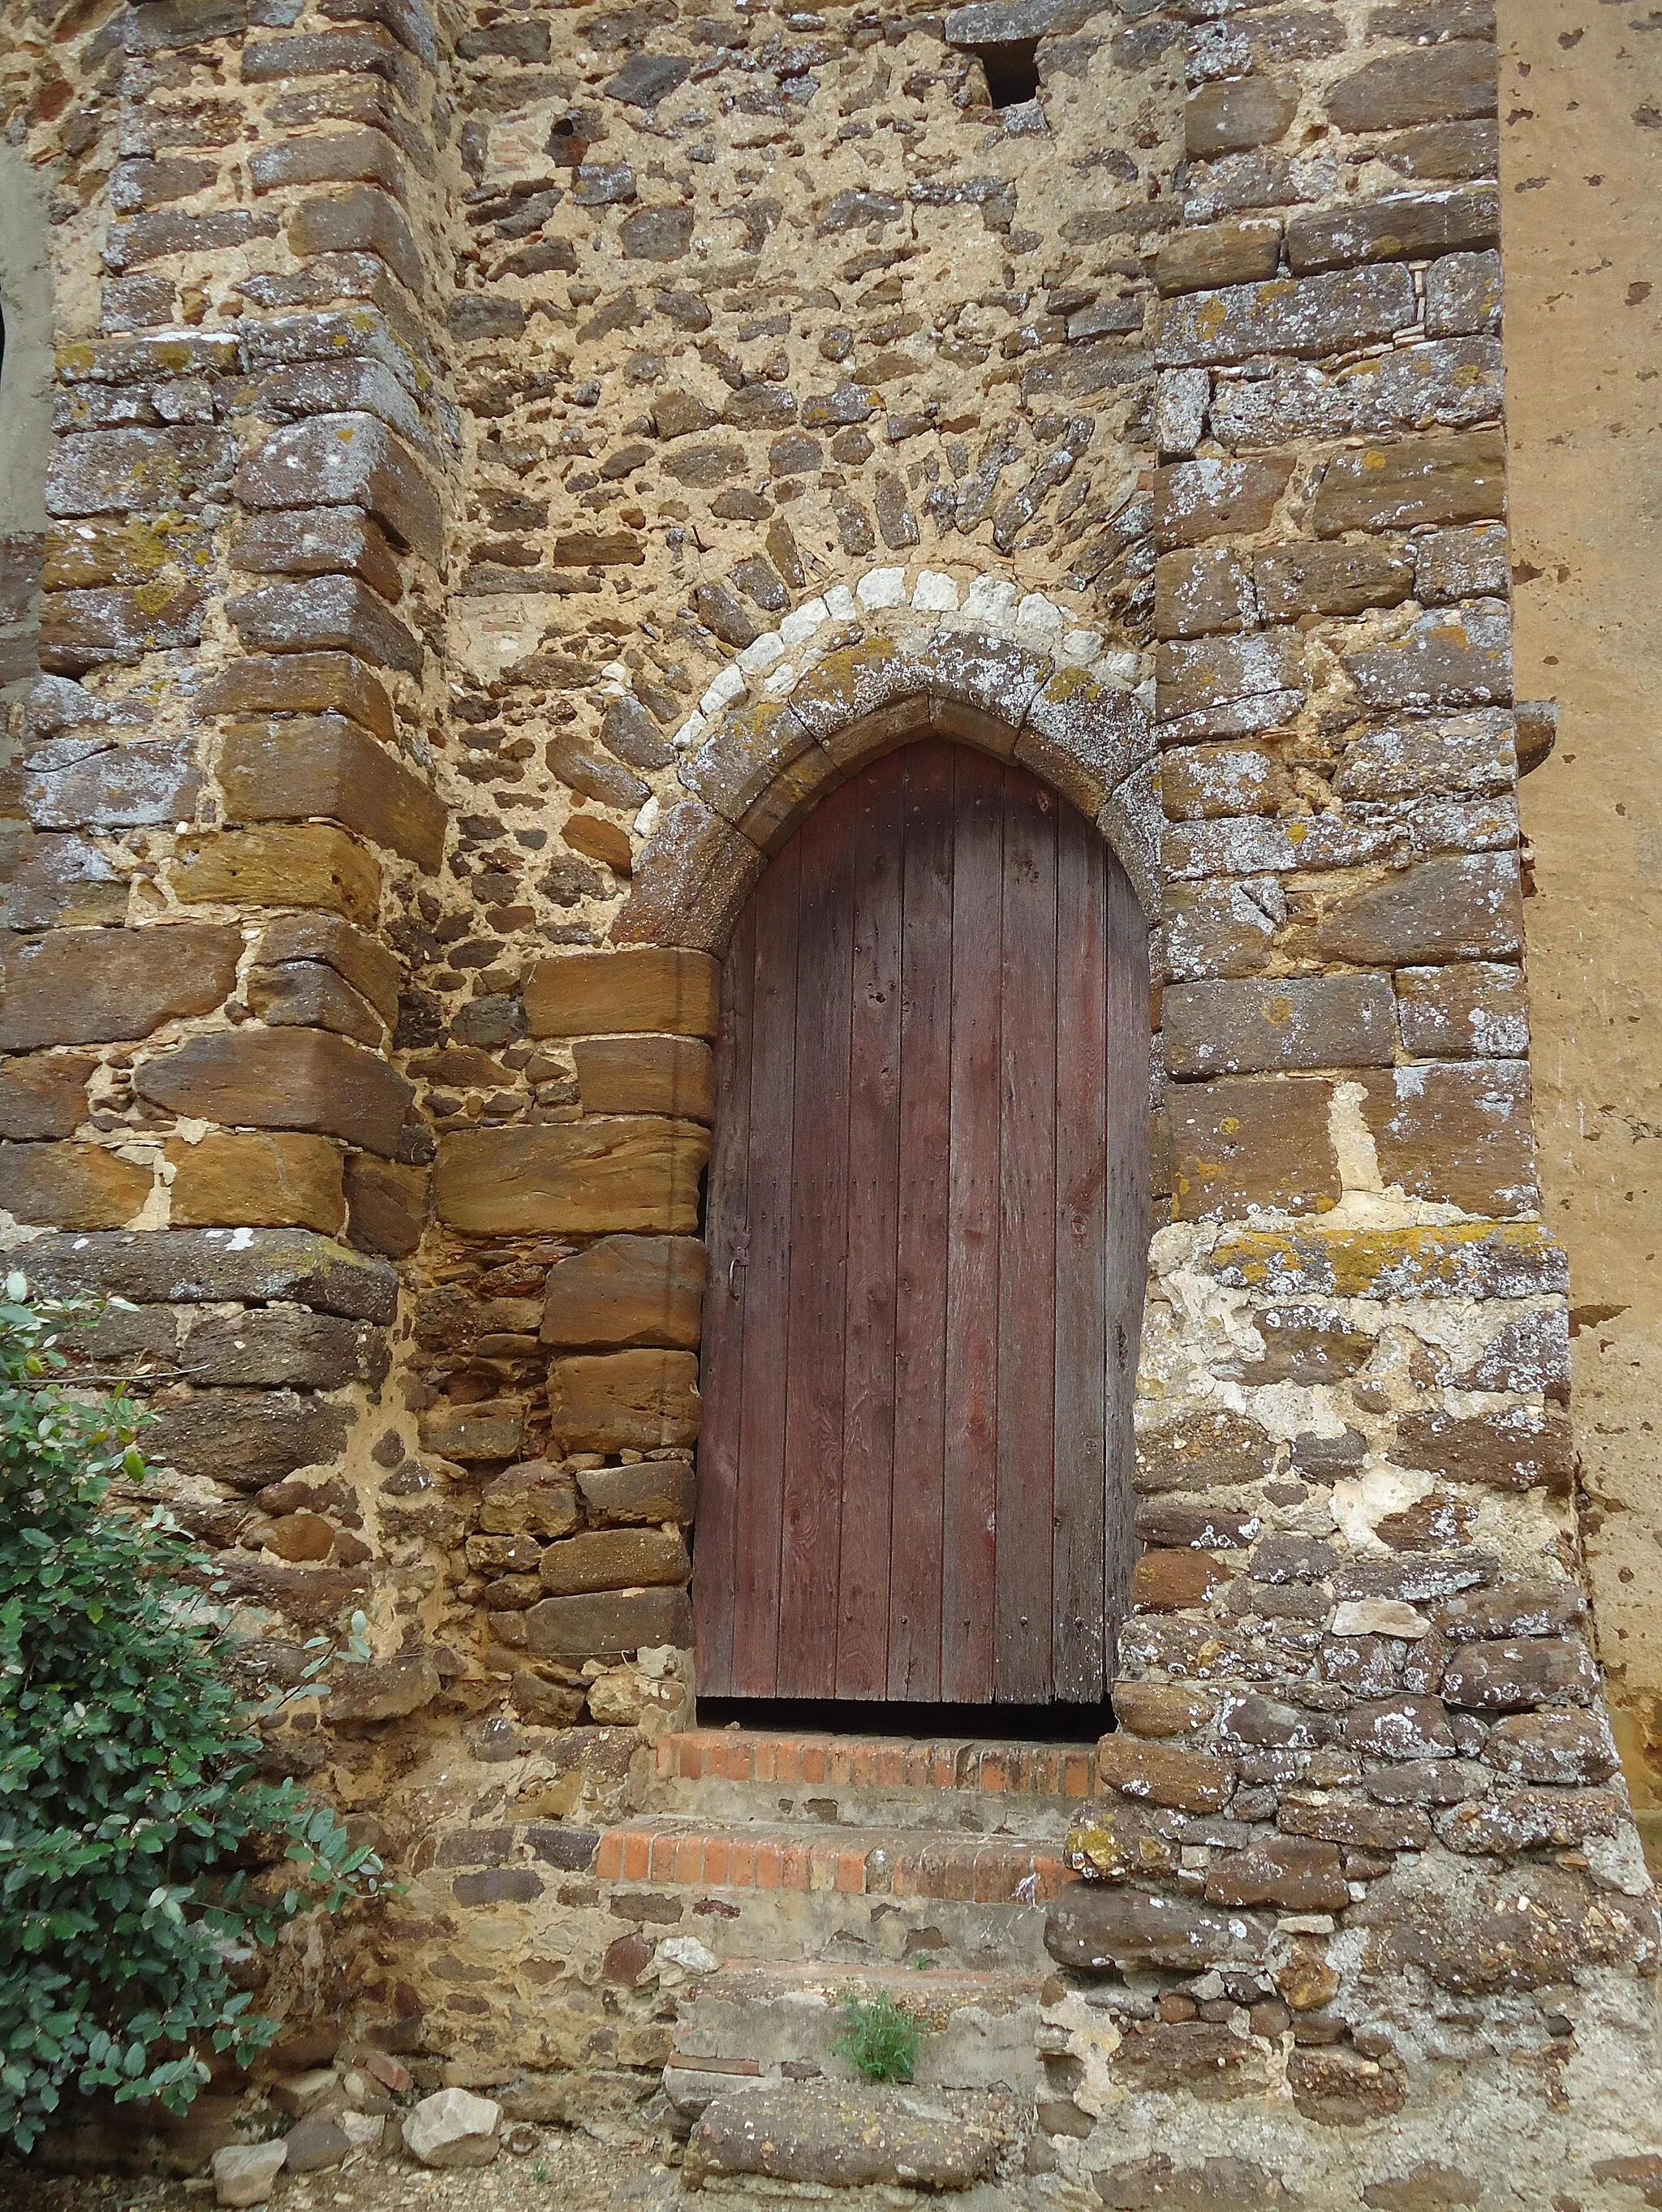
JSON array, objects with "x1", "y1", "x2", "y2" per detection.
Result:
[{"x1": 833, "y1": 1990, "x2": 922, "y2": 2084}]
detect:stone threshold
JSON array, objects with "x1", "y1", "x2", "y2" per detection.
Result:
[
  {"x1": 654, "y1": 1728, "x2": 1100, "y2": 1799},
  {"x1": 594, "y1": 1818, "x2": 1076, "y2": 1900}
]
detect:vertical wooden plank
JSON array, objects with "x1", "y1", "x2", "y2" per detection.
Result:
[
  {"x1": 889, "y1": 739, "x2": 955, "y2": 1700},
  {"x1": 693, "y1": 899, "x2": 755, "y2": 1696},
  {"x1": 1103, "y1": 854, "x2": 1152, "y2": 1659},
  {"x1": 837, "y1": 751, "x2": 904, "y2": 1698},
  {"x1": 995, "y1": 766, "x2": 1058, "y2": 1702},
  {"x1": 941, "y1": 747, "x2": 1003, "y2": 1702},
  {"x1": 1053, "y1": 807, "x2": 1111, "y2": 1702},
  {"x1": 777, "y1": 791, "x2": 855, "y2": 1698},
  {"x1": 731, "y1": 839, "x2": 799, "y2": 1697}
]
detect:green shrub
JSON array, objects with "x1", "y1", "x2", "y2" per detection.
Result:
[
  {"x1": 833, "y1": 1990, "x2": 921, "y2": 2085},
  {"x1": 0, "y1": 1276, "x2": 383, "y2": 2154}
]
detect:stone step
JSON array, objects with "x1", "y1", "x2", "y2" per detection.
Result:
[
  {"x1": 595, "y1": 1816, "x2": 1077, "y2": 1904},
  {"x1": 665, "y1": 1960, "x2": 1047, "y2": 2111},
  {"x1": 646, "y1": 1728, "x2": 1099, "y2": 1840},
  {"x1": 682, "y1": 2078, "x2": 1025, "y2": 2200}
]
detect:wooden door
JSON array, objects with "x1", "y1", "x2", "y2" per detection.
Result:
[{"x1": 695, "y1": 738, "x2": 1148, "y2": 1705}]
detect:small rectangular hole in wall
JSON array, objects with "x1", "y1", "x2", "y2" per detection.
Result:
[{"x1": 966, "y1": 37, "x2": 1042, "y2": 108}]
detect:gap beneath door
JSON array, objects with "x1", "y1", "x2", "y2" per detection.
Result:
[{"x1": 696, "y1": 1696, "x2": 1115, "y2": 1741}]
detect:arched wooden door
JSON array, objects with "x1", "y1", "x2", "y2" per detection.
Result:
[{"x1": 694, "y1": 737, "x2": 1149, "y2": 1706}]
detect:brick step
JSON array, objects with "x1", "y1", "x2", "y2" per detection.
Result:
[
  {"x1": 595, "y1": 1817, "x2": 1076, "y2": 1903},
  {"x1": 654, "y1": 1728, "x2": 1100, "y2": 1801},
  {"x1": 665, "y1": 1961, "x2": 1048, "y2": 2117},
  {"x1": 648, "y1": 1729, "x2": 1098, "y2": 1840}
]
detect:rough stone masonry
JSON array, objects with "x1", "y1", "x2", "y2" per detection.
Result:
[{"x1": 2, "y1": 0, "x2": 1662, "y2": 2195}]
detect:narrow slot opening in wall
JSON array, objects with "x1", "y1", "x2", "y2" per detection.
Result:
[{"x1": 966, "y1": 37, "x2": 1042, "y2": 108}]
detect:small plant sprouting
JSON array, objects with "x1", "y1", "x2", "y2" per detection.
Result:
[{"x1": 832, "y1": 1990, "x2": 921, "y2": 2085}]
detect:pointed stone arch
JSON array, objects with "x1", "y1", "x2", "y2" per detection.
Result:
[{"x1": 613, "y1": 616, "x2": 1161, "y2": 958}]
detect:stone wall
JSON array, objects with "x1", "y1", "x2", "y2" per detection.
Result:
[{"x1": 2, "y1": 0, "x2": 1662, "y2": 2179}]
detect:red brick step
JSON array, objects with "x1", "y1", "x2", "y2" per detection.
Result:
[
  {"x1": 652, "y1": 1728, "x2": 1099, "y2": 1801},
  {"x1": 596, "y1": 1817, "x2": 1075, "y2": 1901}
]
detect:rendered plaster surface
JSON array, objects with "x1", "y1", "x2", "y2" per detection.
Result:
[{"x1": 1505, "y1": 0, "x2": 1662, "y2": 1848}]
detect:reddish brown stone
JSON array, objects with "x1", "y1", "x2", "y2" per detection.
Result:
[
  {"x1": 537, "y1": 1527, "x2": 691, "y2": 1595},
  {"x1": 217, "y1": 716, "x2": 445, "y2": 869},
  {"x1": 0, "y1": 925, "x2": 241, "y2": 1049},
  {"x1": 230, "y1": 506, "x2": 404, "y2": 602},
  {"x1": 0, "y1": 1142, "x2": 151, "y2": 1229},
  {"x1": 1155, "y1": 217, "x2": 1282, "y2": 295},
  {"x1": 170, "y1": 824, "x2": 381, "y2": 925},
  {"x1": 1110, "y1": 1684, "x2": 1218, "y2": 1737},
  {"x1": 0, "y1": 1053, "x2": 96, "y2": 1138},
  {"x1": 1186, "y1": 78, "x2": 1297, "y2": 157},
  {"x1": 418, "y1": 1401, "x2": 525, "y2": 1461},
  {"x1": 524, "y1": 948, "x2": 721, "y2": 1039},
  {"x1": 1483, "y1": 1709, "x2": 1617, "y2": 1786},
  {"x1": 1358, "y1": 1061, "x2": 1535, "y2": 1217},
  {"x1": 38, "y1": 584, "x2": 206, "y2": 673},
  {"x1": 1357, "y1": 1864, "x2": 1657, "y2": 1994},
  {"x1": 135, "y1": 1029, "x2": 414, "y2": 1155},
  {"x1": 572, "y1": 1035, "x2": 716, "y2": 1121},
  {"x1": 1277, "y1": 1797, "x2": 1432, "y2": 1852},
  {"x1": 1136, "y1": 1412, "x2": 1278, "y2": 1494},
  {"x1": 577, "y1": 1458, "x2": 695, "y2": 1526},
  {"x1": 1155, "y1": 458, "x2": 1294, "y2": 549},
  {"x1": 1153, "y1": 549, "x2": 1257, "y2": 641},
  {"x1": 562, "y1": 812, "x2": 633, "y2": 872},
  {"x1": 167, "y1": 1130, "x2": 346, "y2": 1233},
  {"x1": 255, "y1": 911, "x2": 402, "y2": 1030},
  {"x1": 540, "y1": 1233, "x2": 705, "y2": 1348},
  {"x1": 1157, "y1": 266, "x2": 1416, "y2": 370},
  {"x1": 197, "y1": 651, "x2": 396, "y2": 745},
  {"x1": 1286, "y1": 187, "x2": 1499, "y2": 275},
  {"x1": 1251, "y1": 1306, "x2": 1371, "y2": 1384},
  {"x1": 151, "y1": 1389, "x2": 351, "y2": 1492},
  {"x1": 1439, "y1": 1637, "x2": 1599, "y2": 1711},
  {"x1": 1098, "y1": 1735, "x2": 1234, "y2": 1813},
  {"x1": 226, "y1": 576, "x2": 422, "y2": 676},
  {"x1": 248, "y1": 961, "x2": 382, "y2": 1045},
  {"x1": 1109, "y1": 2021, "x2": 1276, "y2": 2101},
  {"x1": 44, "y1": 426, "x2": 235, "y2": 518},
  {"x1": 1168, "y1": 1074, "x2": 1339, "y2": 1220},
  {"x1": 1394, "y1": 962, "x2": 1528, "y2": 1058},
  {"x1": 1287, "y1": 2047, "x2": 1406, "y2": 2127},
  {"x1": 434, "y1": 1120, "x2": 709, "y2": 1235},
  {"x1": 1327, "y1": 42, "x2": 1497, "y2": 134},
  {"x1": 1044, "y1": 1884, "x2": 1270, "y2": 1973},
  {"x1": 1391, "y1": 1405, "x2": 1571, "y2": 1493},
  {"x1": 1164, "y1": 975, "x2": 1395, "y2": 1078},
  {"x1": 344, "y1": 1154, "x2": 428, "y2": 1257},
  {"x1": 522, "y1": 1585, "x2": 693, "y2": 1657},
  {"x1": 1305, "y1": 853, "x2": 1522, "y2": 966},
  {"x1": 1204, "y1": 1837, "x2": 1347, "y2": 1913},
  {"x1": 1254, "y1": 540, "x2": 1414, "y2": 622},
  {"x1": 611, "y1": 798, "x2": 764, "y2": 954},
  {"x1": 480, "y1": 1461, "x2": 580, "y2": 1539},
  {"x1": 545, "y1": 1347, "x2": 700, "y2": 1452},
  {"x1": 1274, "y1": 1938, "x2": 1340, "y2": 2012},
  {"x1": 1130, "y1": 1548, "x2": 1232, "y2": 1611},
  {"x1": 1312, "y1": 432, "x2": 1505, "y2": 536},
  {"x1": 1134, "y1": 1503, "x2": 1262, "y2": 1549}
]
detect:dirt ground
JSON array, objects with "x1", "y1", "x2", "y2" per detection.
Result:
[{"x1": 0, "y1": 2127, "x2": 682, "y2": 2212}]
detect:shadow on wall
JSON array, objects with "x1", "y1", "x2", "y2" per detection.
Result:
[{"x1": 0, "y1": 144, "x2": 54, "y2": 737}]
